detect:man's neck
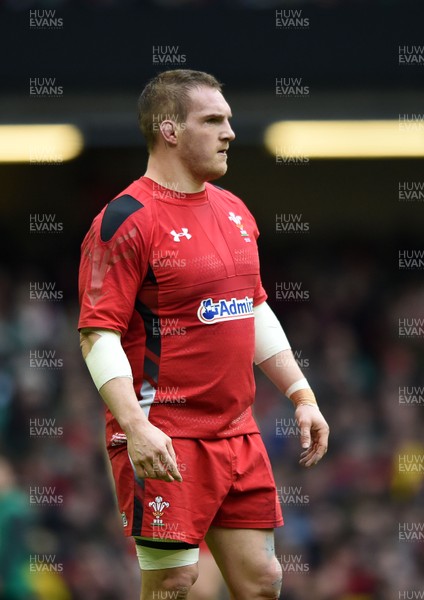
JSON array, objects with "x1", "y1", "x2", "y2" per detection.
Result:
[{"x1": 144, "y1": 155, "x2": 205, "y2": 194}]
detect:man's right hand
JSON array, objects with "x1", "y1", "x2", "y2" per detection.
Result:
[
  {"x1": 126, "y1": 420, "x2": 183, "y2": 483},
  {"x1": 82, "y1": 363, "x2": 183, "y2": 483}
]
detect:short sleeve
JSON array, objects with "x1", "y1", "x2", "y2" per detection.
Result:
[
  {"x1": 78, "y1": 196, "x2": 150, "y2": 336},
  {"x1": 254, "y1": 277, "x2": 268, "y2": 306}
]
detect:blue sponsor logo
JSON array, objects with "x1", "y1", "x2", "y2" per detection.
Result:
[{"x1": 197, "y1": 296, "x2": 254, "y2": 325}]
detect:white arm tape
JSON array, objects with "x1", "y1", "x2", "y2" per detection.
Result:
[
  {"x1": 285, "y1": 377, "x2": 311, "y2": 399},
  {"x1": 84, "y1": 329, "x2": 133, "y2": 391},
  {"x1": 254, "y1": 301, "x2": 291, "y2": 365}
]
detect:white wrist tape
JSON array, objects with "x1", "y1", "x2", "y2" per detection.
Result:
[
  {"x1": 285, "y1": 377, "x2": 310, "y2": 399},
  {"x1": 84, "y1": 329, "x2": 133, "y2": 391},
  {"x1": 254, "y1": 301, "x2": 291, "y2": 365}
]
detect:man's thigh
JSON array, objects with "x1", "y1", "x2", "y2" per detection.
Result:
[
  {"x1": 188, "y1": 542, "x2": 225, "y2": 600},
  {"x1": 205, "y1": 527, "x2": 282, "y2": 600}
]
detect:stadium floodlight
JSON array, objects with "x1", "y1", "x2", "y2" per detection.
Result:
[
  {"x1": 0, "y1": 124, "x2": 84, "y2": 163},
  {"x1": 264, "y1": 120, "x2": 424, "y2": 158}
]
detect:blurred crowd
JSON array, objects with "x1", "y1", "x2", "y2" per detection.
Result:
[
  {"x1": 0, "y1": 270, "x2": 140, "y2": 599},
  {"x1": 257, "y1": 248, "x2": 424, "y2": 598},
  {"x1": 0, "y1": 241, "x2": 423, "y2": 599}
]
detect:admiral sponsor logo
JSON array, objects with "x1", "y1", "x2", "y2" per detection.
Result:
[
  {"x1": 398, "y1": 454, "x2": 424, "y2": 472},
  {"x1": 29, "y1": 282, "x2": 63, "y2": 301},
  {"x1": 399, "y1": 181, "x2": 424, "y2": 201},
  {"x1": 275, "y1": 9, "x2": 309, "y2": 29},
  {"x1": 29, "y1": 77, "x2": 63, "y2": 97},
  {"x1": 276, "y1": 213, "x2": 310, "y2": 232},
  {"x1": 29, "y1": 555, "x2": 63, "y2": 573},
  {"x1": 29, "y1": 9, "x2": 63, "y2": 29},
  {"x1": 275, "y1": 77, "x2": 310, "y2": 98},
  {"x1": 29, "y1": 350, "x2": 63, "y2": 369},
  {"x1": 398, "y1": 250, "x2": 424, "y2": 269},
  {"x1": 399, "y1": 45, "x2": 424, "y2": 65},
  {"x1": 399, "y1": 386, "x2": 424, "y2": 405},
  {"x1": 29, "y1": 418, "x2": 63, "y2": 438},
  {"x1": 399, "y1": 318, "x2": 424, "y2": 337},
  {"x1": 30, "y1": 213, "x2": 63, "y2": 233},
  {"x1": 399, "y1": 522, "x2": 424, "y2": 541},
  {"x1": 29, "y1": 486, "x2": 63, "y2": 506},
  {"x1": 277, "y1": 554, "x2": 310, "y2": 573},
  {"x1": 197, "y1": 296, "x2": 254, "y2": 324},
  {"x1": 152, "y1": 45, "x2": 187, "y2": 65}
]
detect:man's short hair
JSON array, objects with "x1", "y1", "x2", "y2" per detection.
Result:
[{"x1": 138, "y1": 69, "x2": 222, "y2": 152}]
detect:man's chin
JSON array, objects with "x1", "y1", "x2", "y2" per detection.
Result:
[{"x1": 205, "y1": 165, "x2": 228, "y2": 182}]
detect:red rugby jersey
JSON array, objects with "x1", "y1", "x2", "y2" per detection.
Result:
[{"x1": 78, "y1": 177, "x2": 267, "y2": 442}]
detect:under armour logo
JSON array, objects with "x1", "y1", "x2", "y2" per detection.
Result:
[{"x1": 170, "y1": 228, "x2": 192, "y2": 242}]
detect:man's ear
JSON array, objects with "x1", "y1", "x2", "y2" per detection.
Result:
[{"x1": 159, "y1": 120, "x2": 178, "y2": 146}]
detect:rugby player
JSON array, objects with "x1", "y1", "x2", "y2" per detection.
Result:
[{"x1": 78, "y1": 70, "x2": 329, "y2": 600}]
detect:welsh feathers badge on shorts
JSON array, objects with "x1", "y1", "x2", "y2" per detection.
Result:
[{"x1": 149, "y1": 496, "x2": 170, "y2": 526}]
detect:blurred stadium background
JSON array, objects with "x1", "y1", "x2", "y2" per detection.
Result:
[{"x1": 0, "y1": 0, "x2": 423, "y2": 598}]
